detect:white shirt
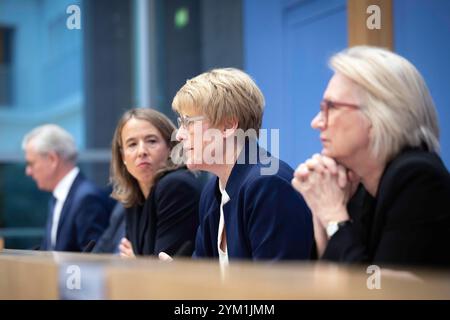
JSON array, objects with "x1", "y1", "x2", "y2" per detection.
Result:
[
  {"x1": 217, "y1": 180, "x2": 230, "y2": 267},
  {"x1": 50, "y1": 167, "x2": 80, "y2": 249}
]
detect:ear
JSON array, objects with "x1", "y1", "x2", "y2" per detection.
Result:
[
  {"x1": 46, "y1": 151, "x2": 60, "y2": 169},
  {"x1": 222, "y1": 118, "x2": 239, "y2": 138}
]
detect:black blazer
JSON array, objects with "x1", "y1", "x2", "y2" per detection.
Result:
[
  {"x1": 92, "y1": 202, "x2": 126, "y2": 253},
  {"x1": 323, "y1": 148, "x2": 450, "y2": 268},
  {"x1": 126, "y1": 168, "x2": 200, "y2": 256}
]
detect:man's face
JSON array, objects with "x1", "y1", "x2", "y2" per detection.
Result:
[{"x1": 24, "y1": 143, "x2": 57, "y2": 191}]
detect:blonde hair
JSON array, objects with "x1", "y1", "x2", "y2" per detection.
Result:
[
  {"x1": 172, "y1": 68, "x2": 265, "y2": 133},
  {"x1": 330, "y1": 46, "x2": 440, "y2": 163},
  {"x1": 110, "y1": 108, "x2": 180, "y2": 208}
]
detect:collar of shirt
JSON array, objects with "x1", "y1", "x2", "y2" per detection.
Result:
[
  {"x1": 220, "y1": 136, "x2": 266, "y2": 200},
  {"x1": 217, "y1": 179, "x2": 230, "y2": 266},
  {"x1": 218, "y1": 179, "x2": 230, "y2": 205},
  {"x1": 53, "y1": 167, "x2": 80, "y2": 203}
]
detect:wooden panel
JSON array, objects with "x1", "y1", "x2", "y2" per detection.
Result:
[
  {"x1": 2, "y1": 250, "x2": 450, "y2": 300},
  {"x1": 106, "y1": 259, "x2": 450, "y2": 300},
  {"x1": 348, "y1": 0, "x2": 393, "y2": 49},
  {"x1": 0, "y1": 255, "x2": 59, "y2": 299}
]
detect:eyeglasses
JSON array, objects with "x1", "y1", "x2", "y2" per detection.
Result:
[
  {"x1": 319, "y1": 99, "x2": 360, "y2": 127},
  {"x1": 177, "y1": 115, "x2": 205, "y2": 129}
]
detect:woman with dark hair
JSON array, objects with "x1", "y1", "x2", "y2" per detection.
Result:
[{"x1": 111, "y1": 108, "x2": 200, "y2": 257}]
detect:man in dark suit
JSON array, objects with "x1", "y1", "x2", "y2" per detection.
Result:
[{"x1": 22, "y1": 124, "x2": 111, "y2": 252}]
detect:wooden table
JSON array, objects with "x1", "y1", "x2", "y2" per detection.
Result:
[{"x1": 1, "y1": 249, "x2": 449, "y2": 300}]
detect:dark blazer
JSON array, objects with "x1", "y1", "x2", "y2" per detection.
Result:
[
  {"x1": 323, "y1": 148, "x2": 450, "y2": 267},
  {"x1": 193, "y1": 140, "x2": 313, "y2": 261},
  {"x1": 41, "y1": 172, "x2": 111, "y2": 252},
  {"x1": 126, "y1": 168, "x2": 200, "y2": 256},
  {"x1": 92, "y1": 202, "x2": 126, "y2": 253}
]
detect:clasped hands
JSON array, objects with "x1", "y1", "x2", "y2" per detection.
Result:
[{"x1": 291, "y1": 154, "x2": 359, "y2": 229}]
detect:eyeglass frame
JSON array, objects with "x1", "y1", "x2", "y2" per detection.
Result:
[
  {"x1": 177, "y1": 115, "x2": 206, "y2": 129},
  {"x1": 319, "y1": 99, "x2": 361, "y2": 128}
]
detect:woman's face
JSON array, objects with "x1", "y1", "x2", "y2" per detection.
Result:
[
  {"x1": 175, "y1": 107, "x2": 213, "y2": 172},
  {"x1": 175, "y1": 102, "x2": 236, "y2": 174},
  {"x1": 121, "y1": 118, "x2": 170, "y2": 191},
  {"x1": 311, "y1": 73, "x2": 372, "y2": 164}
]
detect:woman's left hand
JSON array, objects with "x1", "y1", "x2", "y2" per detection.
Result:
[
  {"x1": 119, "y1": 237, "x2": 136, "y2": 258},
  {"x1": 291, "y1": 154, "x2": 351, "y2": 228}
]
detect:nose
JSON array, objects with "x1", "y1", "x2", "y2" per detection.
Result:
[
  {"x1": 175, "y1": 126, "x2": 187, "y2": 142},
  {"x1": 25, "y1": 166, "x2": 32, "y2": 176},
  {"x1": 311, "y1": 112, "x2": 325, "y2": 130},
  {"x1": 137, "y1": 140, "x2": 148, "y2": 157}
]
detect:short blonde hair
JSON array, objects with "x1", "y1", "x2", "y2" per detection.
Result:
[
  {"x1": 330, "y1": 46, "x2": 440, "y2": 163},
  {"x1": 172, "y1": 68, "x2": 265, "y2": 133},
  {"x1": 110, "y1": 108, "x2": 180, "y2": 208}
]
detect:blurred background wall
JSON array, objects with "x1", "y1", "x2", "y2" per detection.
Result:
[{"x1": 0, "y1": 0, "x2": 449, "y2": 248}]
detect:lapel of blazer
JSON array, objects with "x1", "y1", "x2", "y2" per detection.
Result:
[
  {"x1": 56, "y1": 172, "x2": 83, "y2": 243},
  {"x1": 366, "y1": 154, "x2": 401, "y2": 257},
  {"x1": 363, "y1": 148, "x2": 427, "y2": 258},
  {"x1": 42, "y1": 197, "x2": 56, "y2": 250},
  {"x1": 222, "y1": 138, "x2": 264, "y2": 253}
]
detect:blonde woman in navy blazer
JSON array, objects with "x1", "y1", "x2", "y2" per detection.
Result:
[{"x1": 171, "y1": 68, "x2": 313, "y2": 262}]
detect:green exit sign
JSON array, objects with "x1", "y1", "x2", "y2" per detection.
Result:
[{"x1": 174, "y1": 7, "x2": 189, "y2": 29}]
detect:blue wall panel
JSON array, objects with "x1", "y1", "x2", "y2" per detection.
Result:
[
  {"x1": 394, "y1": 0, "x2": 450, "y2": 168},
  {"x1": 244, "y1": 0, "x2": 347, "y2": 168},
  {"x1": 245, "y1": 0, "x2": 450, "y2": 170}
]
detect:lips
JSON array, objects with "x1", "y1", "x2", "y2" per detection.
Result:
[{"x1": 137, "y1": 161, "x2": 151, "y2": 168}]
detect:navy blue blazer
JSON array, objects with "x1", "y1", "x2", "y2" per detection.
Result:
[
  {"x1": 41, "y1": 172, "x2": 111, "y2": 252},
  {"x1": 193, "y1": 140, "x2": 313, "y2": 261}
]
